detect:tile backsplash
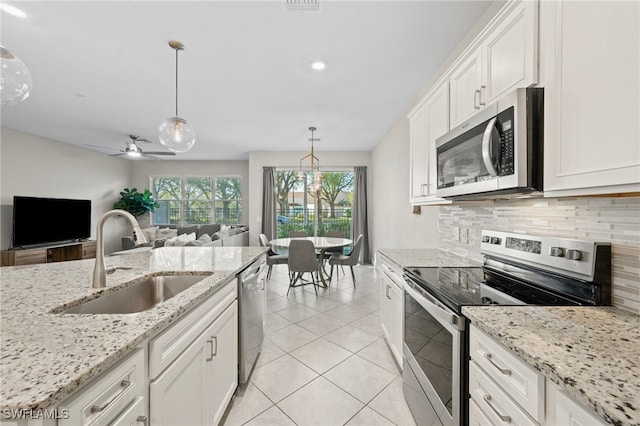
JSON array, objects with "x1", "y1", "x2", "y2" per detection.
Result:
[{"x1": 439, "y1": 197, "x2": 640, "y2": 314}]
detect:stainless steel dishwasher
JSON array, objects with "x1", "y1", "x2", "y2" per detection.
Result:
[{"x1": 237, "y1": 255, "x2": 267, "y2": 384}]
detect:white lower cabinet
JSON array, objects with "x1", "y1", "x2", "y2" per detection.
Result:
[
  {"x1": 469, "y1": 324, "x2": 606, "y2": 426},
  {"x1": 150, "y1": 300, "x2": 238, "y2": 426},
  {"x1": 59, "y1": 349, "x2": 146, "y2": 426},
  {"x1": 546, "y1": 381, "x2": 606, "y2": 426},
  {"x1": 378, "y1": 254, "x2": 404, "y2": 368},
  {"x1": 110, "y1": 397, "x2": 146, "y2": 426}
]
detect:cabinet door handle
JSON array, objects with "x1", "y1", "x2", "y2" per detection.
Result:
[
  {"x1": 479, "y1": 85, "x2": 486, "y2": 106},
  {"x1": 474, "y1": 89, "x2": 481, "y2": 109},
  {"x1": 137, "y1": 416, "x2": 148, "y2": 426},
  {"x1": 207, "y1": 337, "x2": 218, "y2": 361},
  {"x1": 484, "y1": 353, "x2": 511, "y2": 375},
  {"x1": 482, "y1": 395, "x2": 512, "y2": 423},
  {"x1": 90, "y1": 379, "x2": 131, "y2": 413},
  {"x1": 420, "y1": 183, "x2": 428, "y2": 196},
  {"x1": 386, "y1": 285, "x2": 391, "y2": 299}
]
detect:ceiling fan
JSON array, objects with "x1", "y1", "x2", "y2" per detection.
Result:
[{"x1": 85, "y1": 135, "x2": 177, "y2": 159}]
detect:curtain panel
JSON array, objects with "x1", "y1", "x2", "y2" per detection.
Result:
[
  {"x1": 261, "y1": 166, "x2": 277, "y2": 240},
  {"x1": 352, "y1": 166, "x2": 371, "y2": 264}
]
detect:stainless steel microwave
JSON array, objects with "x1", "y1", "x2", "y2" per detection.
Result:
[{"x1": 435, "y1": 87, "x2": 543, "y2": 199}]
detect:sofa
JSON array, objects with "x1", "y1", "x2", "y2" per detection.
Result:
[{"x1": 121, "y1": 224, "x2": 249, "y2": 250}]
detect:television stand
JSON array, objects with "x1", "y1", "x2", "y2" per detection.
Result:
[{"x1": 1, "y1": 241, "x2": 97, "y2": 266}]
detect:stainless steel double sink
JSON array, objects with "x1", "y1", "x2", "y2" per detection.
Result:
[{"x1": 61, "y1": 274, "x2": 211, "y2": 314}]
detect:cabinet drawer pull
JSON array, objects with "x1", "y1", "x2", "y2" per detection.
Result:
[
  {"x1": 137, "y1": 415, "x2": 148, "y2": 426},
  {"x1": 90, "y1": 379, "x2": 131, "y2": 413},
  {"x1": 484, "y1": 353, "x2": 511, "y2": 375},
  {"x1": 207, "y1": 337, "x2": 218, "y2": 361},
  {"x1": 482, "y1": 395, "x2": 512, "y2": 423}
]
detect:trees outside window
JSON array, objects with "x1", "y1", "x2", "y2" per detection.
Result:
[
  {"x1": 152, "y1": 176, "x2": 242, "y2": 225},
  {"x1": 275, "y1": 170, "x2": 353, "y2": 237}
]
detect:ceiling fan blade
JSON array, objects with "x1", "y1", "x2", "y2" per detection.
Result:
[
  {"x1": 144, "y1": 151, "x2": 176, "y2": 156},
  {"x1": 84, "y1": 144, "x2": 119, "y2": 151},
  {"x1": 109, "y1": 153, "x2": 126, "y2": 157},
  {"x1": 137, "y1": 138, "x2": 153, "y2": 143}
]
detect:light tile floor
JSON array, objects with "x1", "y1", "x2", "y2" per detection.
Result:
[{"x1": 222, "y1": 265, "x2": 417, "y2": 426}]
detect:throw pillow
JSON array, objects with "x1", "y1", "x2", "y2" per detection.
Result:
[
  {"x1": 164, "y1": 235, "x2": 180, "y2": 247},
  {"x1": 153, "y1": 238, "x2": 167, "y2": 248},
  {"x1": 157, "y1": 228, "x2": 178, "y2": 239},
  {"x1": 141, "y1": 226, "x2": 159, "y2": 244},
  {"x1": 173, "y1": 232, "x2": 197, "y2": 247},
  {"x1": 198, "y1": 234, "x2": 212, "y2": 244}
]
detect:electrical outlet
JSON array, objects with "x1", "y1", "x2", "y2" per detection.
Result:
[
  {"x1": 462, "y1": 228, "x2": 469, "y2": 244},
  {"x1": 454, "y1": 227, "x2": 460, "y2": 242}
]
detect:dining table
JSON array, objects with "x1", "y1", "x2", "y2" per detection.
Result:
[{"x1": 269, "y1": 236, "x2": 353, "y2": 288}]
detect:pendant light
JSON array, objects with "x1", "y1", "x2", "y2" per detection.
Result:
[
  {"x1": 0, "y1": 46, "x2": 32, "y2": 105},
  {"x1": 158, "y1": 40, "x2": 195, "y2": 153},
  {"x1": 298, "y1": 126, "x2": 322, "y2": 191}
]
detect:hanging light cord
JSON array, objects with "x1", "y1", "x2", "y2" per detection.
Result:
[{"x1": 175, "y1": 47, "x2": 179, "y2": 117}]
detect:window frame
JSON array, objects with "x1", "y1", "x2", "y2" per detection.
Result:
[{"x1": 149, "y1": 174, "x2": 243, "y2": 226}]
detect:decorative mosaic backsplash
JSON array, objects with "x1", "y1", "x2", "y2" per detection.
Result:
[{"x1": 439, "y1": 197, "x2": 640, "y2": 314}]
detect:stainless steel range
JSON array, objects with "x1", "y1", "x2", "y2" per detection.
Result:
[{"x1": 402, "y1": 230, "x2": 612, "y2": 426}]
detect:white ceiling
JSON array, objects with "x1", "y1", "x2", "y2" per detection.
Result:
[{"x1": 1, "y1": 1, "x2": 492, "y2": 160}]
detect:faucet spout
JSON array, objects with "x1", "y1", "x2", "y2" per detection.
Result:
[{"x1": 92, "y1": 209, "x2": 148, "y2": 289}]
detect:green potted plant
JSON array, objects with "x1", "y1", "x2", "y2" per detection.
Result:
[{"x1": 113, "y1": 188, "x2": 159, "y2": 218}]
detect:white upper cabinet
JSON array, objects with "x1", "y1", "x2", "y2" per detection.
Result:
[
  {"x1": 449, "y1": 49, "x2": 483, "y2": 128},
  {"x1": 449, "y1": 0, "x2": 538, "y2": 128},
  {"x1": 409, "y1": 82, "x2": 450, "y2": 205},
  {"x1": 482, "y1": 0, "x2": 538, "y2": 105},
  {"x1": 409, "y1": 0, "x2": 539, "y2": 205},
  {"x1": 541, "y1": 0, "x2": 640, "y2": 196},
  {"x1": 409, "y1": 101, "x2": 429, "y2": 202}
]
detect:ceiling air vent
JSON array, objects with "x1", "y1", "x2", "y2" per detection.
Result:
[{"x1": 285, "y1": 0, "x2": 320, "y2": 12}]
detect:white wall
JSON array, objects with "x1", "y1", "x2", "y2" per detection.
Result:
[
  {"x1": 129, "y1": 160, "x2": 249, "y2": 228},
  {"x1": 370, "y1": 115, "x2": 439, "y2": 255},
  {"x1": 248, "y1": 151, "x2": 371, "y2": 247},
  {"x1": 0, "y1": 128, "x2": 131, "y2": 253}
]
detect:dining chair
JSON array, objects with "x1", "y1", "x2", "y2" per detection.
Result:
[
  {"x1": 259, "y1": 233, "x2": 288, "y2": 280},
  {"x1": 289, "y1": 230, "x2": 308, "y2": 238},
  {"x1": 323, "y1": 230, "x2": 345, "y2": 258},
  {"x1": 328, "y1": 234, "x2": 363, "y2": 287},
  {"x1": 287, "y1": 239, "x2": 320, "y2": 296}
]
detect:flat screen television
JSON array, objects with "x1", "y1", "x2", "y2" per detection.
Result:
[{"x1": 11, "y1": 196, "x2": 91, "y2": 248}]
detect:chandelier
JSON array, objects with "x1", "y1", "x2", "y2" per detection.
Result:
[
  {"x1": 298, "y1": 126, "x2": 322, "y2": 191},
  {"x1": 158, "y1": 40, "x2": 195, "y2": 153}
]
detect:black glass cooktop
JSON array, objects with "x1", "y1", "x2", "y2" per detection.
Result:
[{"x1": 404, "y1": 260, "x2": 597, "y2": 314}]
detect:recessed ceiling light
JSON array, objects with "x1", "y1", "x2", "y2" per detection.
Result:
[
  {"x1": 310, "y1": 60, "x2": 327, "y2": 71},
  {"x1": 0, "y1": 3, "x2": 27, "y2": 18}
]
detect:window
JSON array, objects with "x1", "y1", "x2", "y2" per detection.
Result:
[
  {"x1": 275, "y1": 170, "x2": 353, "y2": 238},
  {"x1": 151, "y1": 176, "x2": 242, "y2": 225}
]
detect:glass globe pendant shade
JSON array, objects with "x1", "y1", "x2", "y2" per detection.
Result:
[
  {"x1": 158, "y1": 116, "x2": 195, "y2": 153},
  {"x1": 0, "y1": 46, "x2": 32, "y2": 105}
]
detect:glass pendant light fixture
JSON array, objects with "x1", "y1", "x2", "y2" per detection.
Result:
[
  {"x1": 158, "y1": 40, "x2": 195, "y2": 153},
  {"x1": 0, "y1": 46, "x2": 32, "y2": 105}
]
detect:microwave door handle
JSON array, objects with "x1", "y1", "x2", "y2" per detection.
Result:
[{"x1": 481, "y1": 117, "x2": 500, "y2": 177}]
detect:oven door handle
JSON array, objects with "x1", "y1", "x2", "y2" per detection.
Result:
[
  {"x1": 481, "y1": 117, "x2": 500, "y2": 177},
  {"x1": 404, "y1": 279, "x2": 464, "y2": 332}
]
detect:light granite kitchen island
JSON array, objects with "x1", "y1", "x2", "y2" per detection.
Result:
[
  {"x1": 463, "y1": 306, "x2": 640, "y2": 426},
  {"x1": 0, "y1": 246, "x2": 267, "y2": 412}
]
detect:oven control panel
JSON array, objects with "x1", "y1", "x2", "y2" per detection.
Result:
[{"x1": 480, "y1": 230, "x2": 608, "y2": 281}]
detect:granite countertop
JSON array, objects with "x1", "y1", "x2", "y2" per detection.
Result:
[
  {"x1": 377, "y1": 248, "x2": 482, "y2": 268},
  {"x1": 0, "y1": 246, "x2": 267, "y2": 410},
  {"x1": 463, "y1": 306, "x2": 640, "y2": 426}
]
